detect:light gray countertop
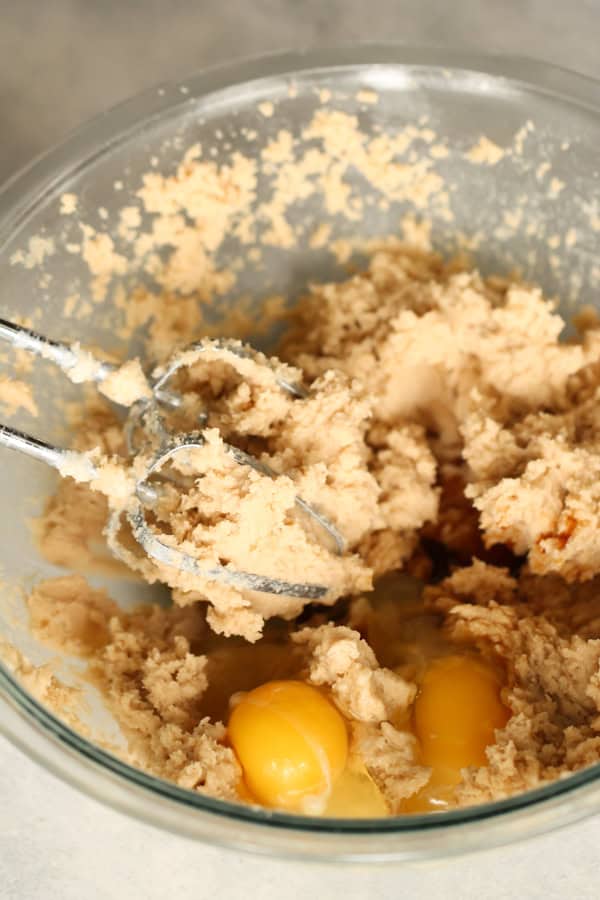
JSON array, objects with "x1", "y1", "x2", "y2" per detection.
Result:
[
  {"x1": 3, "y1": 733, "x2": 600, "y2": 900},
  {"x1": 2, "y1": 2, "x2": 600, "y2": 897}
]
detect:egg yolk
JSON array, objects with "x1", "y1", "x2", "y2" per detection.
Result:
[
  {"x1": 405, "y1": 655, "x2": 509, "y2": 812},
  {"x1": 228, "y1": 680, "x2": 348, "y2": 812}
]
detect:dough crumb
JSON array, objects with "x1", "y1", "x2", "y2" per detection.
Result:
[
  {"x1": 295, "y1": 624, "x2": 416, "y2": 722},
  {"x1": 0, "y1": 377, "x2": 38, "y2": 417},
  {"x1": 258, "y1": 101, "x2": 274, "y2": 117},
  {"x1": 466, "y1": 136, "x2": 505, "y2": 165},
  {"x1": 60, "y1": 193, "x2": 78, "y2": 215},
  {"x1": 98, "y1": 359, "x2": 152, "y2": 406}
]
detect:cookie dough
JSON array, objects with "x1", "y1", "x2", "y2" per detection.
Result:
[
  {"x1": 42, "y1": 335, "x2": 438, "y2": 642},
  {"x1": 24, "y1": 242, "x2": 600, "y2": 817},
  {"x1": 463, "y1": 353, "x2": 600, "y2": 581}
]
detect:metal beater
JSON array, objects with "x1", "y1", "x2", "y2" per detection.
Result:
[{"x1": 0, "y1": 319, "x2": 345, "y2": 600}]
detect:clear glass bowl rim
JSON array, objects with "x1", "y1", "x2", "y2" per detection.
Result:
[{"x1": 2, "y1": 43, "x2": 600, "y2": 862}]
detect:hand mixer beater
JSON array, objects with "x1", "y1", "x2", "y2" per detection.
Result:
[{"x1": 0, "y1": 318, "x2": 346, "y2": 600}]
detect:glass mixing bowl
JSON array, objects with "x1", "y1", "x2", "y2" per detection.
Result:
[{"x1": 2, "y1": 45, "x2": 600, "y2": 863}]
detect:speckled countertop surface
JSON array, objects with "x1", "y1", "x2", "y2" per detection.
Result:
[{"x1": 2, "y1": 2, "x2": 600, "y2": 897}]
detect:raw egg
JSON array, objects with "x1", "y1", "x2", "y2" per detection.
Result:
[
  {"x1": 405, "y1": 654, "x2": 509, "y2": 812},
  {"x1": 228, "y1": 680, "x2": 348, "y2": 812}
]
